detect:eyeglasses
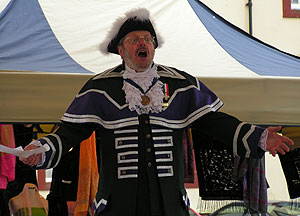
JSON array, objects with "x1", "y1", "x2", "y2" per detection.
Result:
[{"x1": 123, "y1": 35, "x2": 155, "y2": 44}]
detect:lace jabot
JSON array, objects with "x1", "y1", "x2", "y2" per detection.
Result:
[{"x1": 122, "y1": 64, "x2": 164, "y2": 115}]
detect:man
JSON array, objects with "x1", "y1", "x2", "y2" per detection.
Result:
[{"x1": 21, "y1": 8, "x2": 293, "y2": 216}]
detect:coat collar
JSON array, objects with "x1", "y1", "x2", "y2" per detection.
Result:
[{"x1": 93, "y1": 63, "x2": 185, "y2": 80}]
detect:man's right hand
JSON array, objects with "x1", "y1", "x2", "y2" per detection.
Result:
[{"x1": 19, "y1": 144, "x2": 42, "y2": 167}]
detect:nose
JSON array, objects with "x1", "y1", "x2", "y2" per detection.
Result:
[{"x1": 138, "y1": 38, "x2": 146, "y2": 46}]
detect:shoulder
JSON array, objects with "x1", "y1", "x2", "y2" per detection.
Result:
[
  {"x1": 79, "y1": 64, "x2": 124, "y2": 93},
  {"x1": 92, "y1": 64, "x2": 124, "y2": 80},
  {"x1": 157, "y1": 64, "x2": 199, "y2": 87}
]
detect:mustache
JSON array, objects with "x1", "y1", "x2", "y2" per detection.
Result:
[{"x1": 136, "y1": 46, "x2": 148, "y2": 54}]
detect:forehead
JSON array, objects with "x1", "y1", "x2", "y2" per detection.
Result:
[{"x1": 124, "y1": 30, "x2": 151, "y2": 38}]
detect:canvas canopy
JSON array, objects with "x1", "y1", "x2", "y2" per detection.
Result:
[{"x1": 0, "y1": 0, "x2": 300, "y2": 125}]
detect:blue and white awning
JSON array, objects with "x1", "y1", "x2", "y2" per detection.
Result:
[
  {"x1": 0, "y1": 0, "x2": 300, "y2": 124},
  {"x1": 1, "y1": 0, "x2": 300, "y2": 77}
]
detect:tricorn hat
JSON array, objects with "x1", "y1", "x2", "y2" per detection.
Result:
[{"x1": 99, "y1": 8, "x2": 163, "y2": 55}]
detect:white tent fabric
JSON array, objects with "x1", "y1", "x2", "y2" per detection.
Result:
[
  {"x1": 41, "y1": 0, "x2": 258, "y2": 77},
  {"x1": 0, "y1": 0, "x2": 300, "y2": 125}
]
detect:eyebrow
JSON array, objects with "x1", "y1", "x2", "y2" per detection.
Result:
[{"x1": 130, "y1": 34, "x2": 151, "y2": 37}]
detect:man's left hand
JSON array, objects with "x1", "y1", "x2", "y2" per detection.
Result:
[{"x1": 266, "y1": 126, "x2": 294, "y2": 157}]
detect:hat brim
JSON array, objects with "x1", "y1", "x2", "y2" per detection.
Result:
[{"x1": 107, "y1": 18, "x2": 158, "y2": 54}]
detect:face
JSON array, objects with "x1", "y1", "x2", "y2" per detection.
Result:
[{"x1": 118, "y1": 30, "x2": 155, "y2": 72}]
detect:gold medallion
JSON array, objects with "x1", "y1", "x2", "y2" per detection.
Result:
[{"x1": 141, "y1": 95, "x2": 150, "y2": 105}]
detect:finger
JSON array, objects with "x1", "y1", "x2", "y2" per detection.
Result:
[
  {"x1": 283, "y1": 136, "x2": 294, "y2": 147},
  {"x1": 25, "y1": 158, "x2": 34, "y2": 166},
  {"x1": 26, "y1": 155, "x2": 35, "y2": 162},
  {"x1": 32, "y1": 155, "x2": 41, "y2": 166},
  {"x1": 27, "y1": 157, "x2": 37, "y2": 166},
  {"x1": 20, "y1": 156, "x2": 34, "y2": 166},
  {"x1": 270, "y1": 151, "x2": 276, "y2": 157},
  {"x1": 276, "y1": 147, "x2": 286, "y2": 155},
  {"x1": 273, "y1": 131, "x2": 294, "y2": 147},
  {"x1": 267, "y1": 126, "x2": 282, "y2": 133},
  {"x1": 280, "y1": 142, "x2": 290, "y2": 152},
  {"x1": 19, "y1": 157, "x2": 30, "y2": 164},
  {"x1": 24, "y1": 145, "x2": 36, "y2": 151},
  {"x1": 30, "y1": 154, "x2": 42, "y2": 166}
]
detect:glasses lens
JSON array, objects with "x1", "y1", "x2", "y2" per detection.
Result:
[{"x1": 130, "y1": 37, "x2": 139, "y2": 43}]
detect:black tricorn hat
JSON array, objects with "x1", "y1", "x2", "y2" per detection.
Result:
[{"x1": 100, "y1": 8, "x2": 163, "y2": 55}]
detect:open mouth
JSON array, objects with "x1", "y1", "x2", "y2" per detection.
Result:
[{"x1": 137, "y1": 50, "x2": 148, "y2": 58}]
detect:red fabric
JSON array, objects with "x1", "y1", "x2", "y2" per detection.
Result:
[{"x1": 0, "y1": 124, "x2": 16, "y2": 189}]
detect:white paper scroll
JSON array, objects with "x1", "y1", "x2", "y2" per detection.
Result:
[{"x1": 0, "y1": 144, "x2": 50, "y2": 158}]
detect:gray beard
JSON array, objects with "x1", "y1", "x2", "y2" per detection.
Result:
[{"x1": 122, "y1": 49, "x2": 154, "y2": 72}]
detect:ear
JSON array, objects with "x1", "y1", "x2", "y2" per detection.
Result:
[{"x1": 118, "y1": 45, "x2": 124, "y2": 58}]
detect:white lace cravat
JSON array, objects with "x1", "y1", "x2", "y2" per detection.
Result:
[{"x1": 122, "y1": 64, "x2": 164, "y2": 115}]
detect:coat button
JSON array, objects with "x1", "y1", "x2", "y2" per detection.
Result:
[
  {"x1": 146, "y1": 134, "x2": 151, "y2": 139},
  {"x1": 147, "y1": 162, "x2": 152, "y2": 167},
  {"x1": 145, "y1": 120, "x2": 149, "y2": 124},
  {"x1": 147, "y1": 148, "x2": 151, "y2": 152}
]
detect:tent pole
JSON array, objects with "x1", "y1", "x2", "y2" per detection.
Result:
[{"x1": 246, "y1": 0, "x2": 253, "y2": 35}]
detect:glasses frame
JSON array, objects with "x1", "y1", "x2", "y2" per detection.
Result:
[{"x1": 122, "y1": 35, "x2": 156, "y2": 45}]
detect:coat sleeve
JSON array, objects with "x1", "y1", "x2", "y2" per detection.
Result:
[
  {"x1": 191, "y1": 111, "x2": 265, "y2": 158},
  {"x1": 35, "y1": 122, "x2": 96, "y2": 169}
]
